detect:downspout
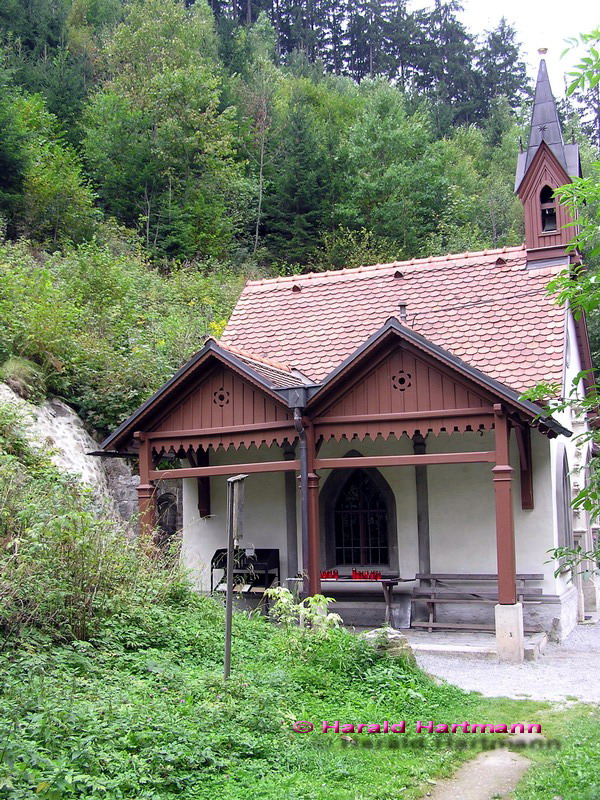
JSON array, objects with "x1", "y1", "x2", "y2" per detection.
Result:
[{"x1": 294, "y1": 407, "x2": 310, "y2": 597}]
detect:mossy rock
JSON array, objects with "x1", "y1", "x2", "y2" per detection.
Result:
[{"x1": 362, "y1": 626, "x2": 417, "y2": 667}]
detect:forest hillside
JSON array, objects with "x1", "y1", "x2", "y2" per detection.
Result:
[{"x1": 0, "y1": 0, "x2": 599, "y2": 433}]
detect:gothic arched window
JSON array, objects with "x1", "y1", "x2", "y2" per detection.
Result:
[
  {"x1": 540, "y1": 185, "x2": 557, "y2": 232},
  {"x1": 334, "y1": 469, "x2": 389, "y2": 566}
]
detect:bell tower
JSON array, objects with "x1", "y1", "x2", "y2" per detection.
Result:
[{"x1": 515, "y1": 55, "x2": 582, "y2": 265}]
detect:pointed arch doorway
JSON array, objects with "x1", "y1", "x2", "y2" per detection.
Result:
[{"x1": 320, "y1": 453, "x2": 398, "y2": 574}]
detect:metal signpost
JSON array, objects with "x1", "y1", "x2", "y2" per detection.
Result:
[{"x1": 224, "y1": 474, "x2": 248, "y2": 680}]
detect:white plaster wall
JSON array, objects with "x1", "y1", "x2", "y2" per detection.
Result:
[
  {"x1": 181, "y1": 443, "x2": 288, "y2": 592},
  {"x1": 427, "y1": 430, "x2": 496, "y2": 576}
]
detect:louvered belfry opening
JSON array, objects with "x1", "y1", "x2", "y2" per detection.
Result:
[
  {"x1": 334, "y1": 469, "x2": 389, "y2": 566},
  {"x1": 540, "y1": 185, "x2": 557, "y2": 232}
]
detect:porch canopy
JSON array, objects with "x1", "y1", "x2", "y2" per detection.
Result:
[{"x1": 101, "y1": 318, "x2": 569, "y2": 607}]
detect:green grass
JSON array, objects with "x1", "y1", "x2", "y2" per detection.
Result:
[
  {"x1": 2, "y1": 594, "x2": 599, "y2": 800},
  {"x1": 0, "y1": 597, "x2": 474, "y2": 800},
  {"x1": 513, "y1": 703, "x2": 600, "y2": 800}
]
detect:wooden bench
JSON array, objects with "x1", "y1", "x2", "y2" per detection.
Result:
[{"x1": 411, "y1": 573, "x2": 545, "y2": 633}]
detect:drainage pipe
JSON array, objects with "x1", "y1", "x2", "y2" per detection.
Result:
[{"x1": 294, "y1": 407, "x2": 310, "y2": 597}]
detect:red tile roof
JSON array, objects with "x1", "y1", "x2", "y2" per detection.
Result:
[
  {"x1": 221, "y1": 246, "x2": 567, "y2": 393},
  {"x1": 214, "y1": 340, "x2": 304, "y2": 388}
]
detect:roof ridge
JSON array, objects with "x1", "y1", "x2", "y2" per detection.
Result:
[{"x1": 245, "y1": 245, "x2": 527, "y2": 287}]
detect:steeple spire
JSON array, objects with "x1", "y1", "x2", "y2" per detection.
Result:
[
  {"x1": 515, "y1": 58, "x2": 580, "y2": 192},
  {"x1": 525, "y1": 59, "x2": 565, "y2": 171}
]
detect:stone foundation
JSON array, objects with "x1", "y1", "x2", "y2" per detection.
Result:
[{"x1": 495, "y1": 602, "x2": 524, "y2": 662}]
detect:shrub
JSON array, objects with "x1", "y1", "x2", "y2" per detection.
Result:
[
  {"x1": 0, "y1": 402, "x2": 190, "y2": 643},
  {"x1": 0, "y1": 356, "x2": 46, "y2": 402},
  {"x1": 0, "y1": 239, "x2": 243, "y2": 431}
]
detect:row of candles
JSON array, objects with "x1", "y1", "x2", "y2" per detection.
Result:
[{"x1": 319, "y1": 569, "x2": 383, "y2": 580}]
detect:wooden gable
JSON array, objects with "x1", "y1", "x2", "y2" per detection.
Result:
[
  {"x1": 323, "y1": 349, "x2": 489, "y2": 416},
  {"x1": 154, "y1": 365, "x2": 291, "y2": 432},
  {"x1": 147, "y1": 363, "x2": 294, "y2": 453},
  {"x1": 312, "y1": 338, "x2": 495, "y2": 441}
]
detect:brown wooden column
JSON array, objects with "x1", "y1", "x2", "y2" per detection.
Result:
[
  {"x1": 135, "y1": 432, "x2": 156, "y2": 534},
  {"x1": 492, "y1": 407, "x2": 517, "y2": 605},
  {"x1": 413, "y1": 433, "x2": 431, "y2": 579},
  {"x1": 514, "y1": 424, "x2": 534, "y2": 510},
  {"x1": 306, "y1": 424, "x2": 321, "y2": 596}
]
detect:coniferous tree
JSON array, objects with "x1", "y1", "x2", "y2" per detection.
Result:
[
  {"x1": 385, "y1": 0, "x2": 417, "y2": 88},
  {"x1": 411, "y1": 1, "x2": 477, "y2": 131},
  {"x1": 476, "y1": 18, "x2": 530, "y2": 118},
  {"x1": 318, "y1": 0, "x2": 346, "y2": 74},
  {"x1": 346, "y1": 0, "x2": 394, "y2": 81},
  {"x1": 0, "y1": 0, "x2": 120, "y2": 129},
  {"x1": 0, "y1": 84, "x2": 27, "y2": 236},
  {"x1": 263, "y1": 92, "x2": 326, "y2": 264}
]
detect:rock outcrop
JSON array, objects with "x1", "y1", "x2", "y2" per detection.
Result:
[{"x1": 0, "y1": 383, "x2": 139, "y2": 522}]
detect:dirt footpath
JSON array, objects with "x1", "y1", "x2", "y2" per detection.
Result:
[{"x1": 424, "y1": 750, "x2": 531, "y2": 800}]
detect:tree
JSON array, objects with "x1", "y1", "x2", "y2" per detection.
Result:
[
  {"x1": 16, "y1": 94, "x2": 97, "y2": 243},
  {"x1": 237, "y1": 46, "x2": 280, "y2": 252},
  {"x1": 262, "y1": 86, "x2": 327, "y2": 265},
  {"x1": 0, "y1": 83, "x2": 97, "y2": 244},
  {"x1": 0, "y1": 0, "x2": 120, "y2": 131},
  {"x1": 227, "y1": 12, "x2": 280, "y2": 255},
  {"x1": 384, "y1": 0, "x2": 417, "y2": 89},
  {"x1": 410, "y1": 1, "x2": 478, "y2": 132},
  {"x1": 345, "y1": 0, "x2": 392, "y2": 81},
  {"x1": 0, "y1": 83, "x2": 27, "y2": 236},
  {"x1": 476, "y1": 18, "x2": 530, "y2": 118},
  {"x1": 567, "y1": 82, "x2": 600, "y2": 152},
  {"x1": 82, "y1": 0, "x2": 245, "y2": 259},
  {"x1": 334, "y1": 81, "x2": 441, "y2": 258}
]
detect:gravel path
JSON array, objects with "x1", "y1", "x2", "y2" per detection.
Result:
[{"x1": 415, "y1": 622, "x2": 600, "y2": 703}]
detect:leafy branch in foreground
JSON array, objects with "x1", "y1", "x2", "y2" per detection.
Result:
[
  {"x1": 523, "y1": 371, "x2": 600, "y2": 577},
  {"x1": 563, "y1": 28, "x2": 600, "y2": 96}
]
